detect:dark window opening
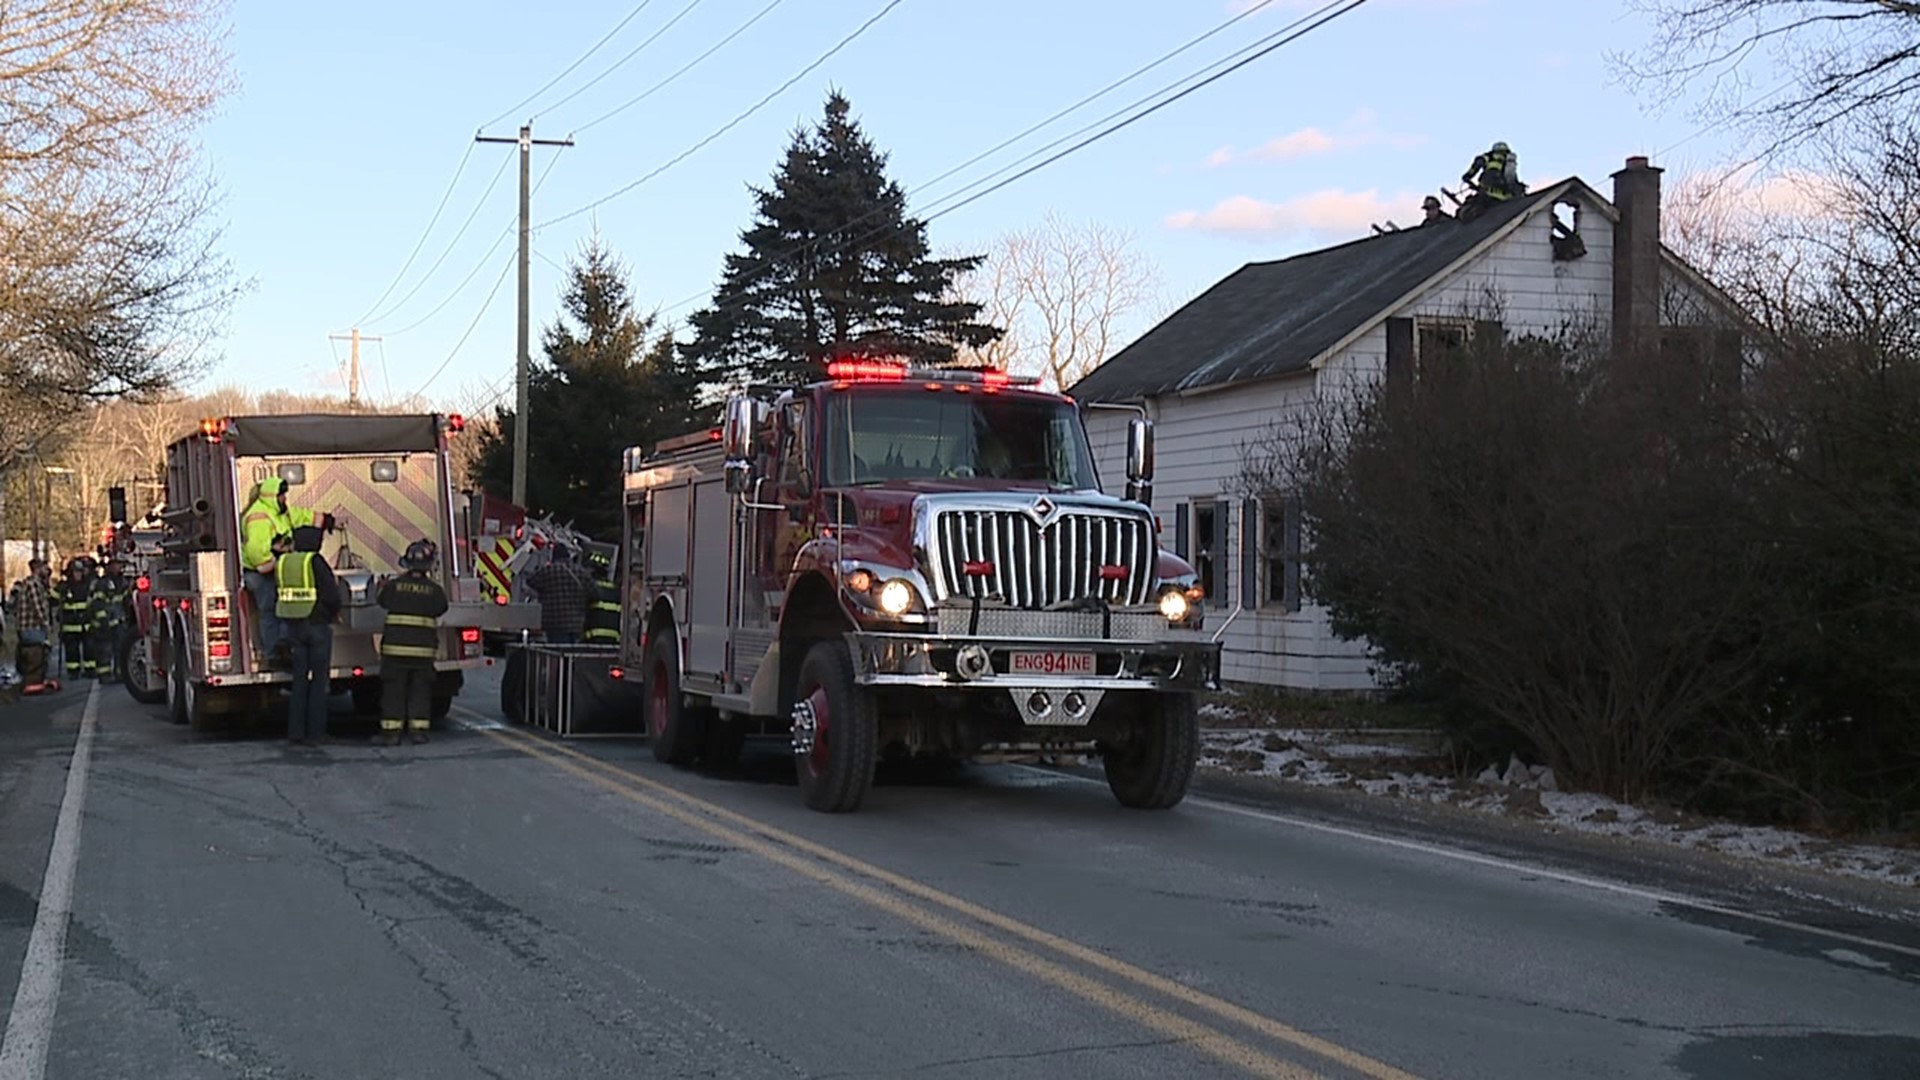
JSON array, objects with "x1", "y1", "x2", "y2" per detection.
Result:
[
  {"x1": 1552, "y1": 198, "x2": 1587, "y2": 260},
  {"x1": 1262, "y1": 498, "x2": 1303, "y2": 613},
  {"x1": 1417, "y1": 319, "x2": 1474, "y2": 373},
  {"x1": 1193, "y1": 502, "x2": 1220, "y2": 601}
]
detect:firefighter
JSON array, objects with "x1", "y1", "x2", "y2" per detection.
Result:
[
  {"x1": 90, "y1": 558, "x2": 132, "y2": 680},
  {"x1": 1459, "y1": 141, "x2": 1525, "y2": 220},
  {"x1": 54, "y1": 558, "x2": 96, "y2": 680},
  {"x1": 374, "y1": 539, "x2": 447, "y2": 747},
  {"x1": 581, "y1": 546, "x2": 621, "y2": 646},
  {"x1": 240, "y1": 476, "x2": 334, "y2": 667},
  {"x1": 276, "y1": 525, "x2": 342, "y2": 746}
]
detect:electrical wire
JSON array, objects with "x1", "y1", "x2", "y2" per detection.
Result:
[
  {"x1": 532, "y1": 0, "x2": 711, "y2": 123},
  {"x1": 655, "y1": 0, "x2": 1352, "y2": 318},
  {"x1": 536, "y1": 0, "x2": 905, "y2": 229},
  {"x1": 576, "y1": 0, "x2": 791, "y2": 134},
  {"x1": 378, "y1": 150, "x2": 568, "y2": 337},
  {"x1": 365, "y1": 151, "x2": 514, "y2": 327},
  {"x1": 480, "y1": 0, "x2": 660, "y2": 129},
  {"x1": 414, "y1": 253, "x2": 518, "y2": 396},
  {"x1": 352, "y1": 140, "x2": 478, "y2": 327}
]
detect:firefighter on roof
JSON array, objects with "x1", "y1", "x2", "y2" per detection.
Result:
[{"x1": 374, "y1": 539, "x2": 447, "y2": 746}]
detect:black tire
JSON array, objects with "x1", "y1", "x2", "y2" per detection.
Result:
[
  {"x1": 122, "y1": 633, "x2": 166, "y2": 706},
  {"x1": 645, "y1": 629, "x2": 704, "y2": 765},
  {"x1": 165, "y1": 630, "x2": 189, "y2": 726},
  {"x1": 1101, "y1": 692, "x2": 1199, "y2": 810},
  {"x1": 430, "y1": 695, "x2": 454, "y2": 724},
  {"x1": 350, "y1": 681, "x2": 383, "y2": 716},
  {"x1": 790, "y1": 639, "x2": 878, "y2": 813}
]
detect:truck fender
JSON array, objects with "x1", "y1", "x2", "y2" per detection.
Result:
[{"x1": 747, "y1": 641, "x2": 780, "y2": 717}]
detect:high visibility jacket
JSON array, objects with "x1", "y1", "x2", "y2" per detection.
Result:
[
  {"x1": 241, "y1": 497, "x2": 316, "y2": 573},
  {"x1": 377, "y1": 573, "x2": 448, "y2": 661},
  {"x1": 1471, "y1": 150, "x2": 1518, "y2": 200},
  {"x1": 276, "y1": 553, "x2": 320, "y2": 620},
  {"x1": 583, "y1": 578, "x2": 621, "y2": 644}
]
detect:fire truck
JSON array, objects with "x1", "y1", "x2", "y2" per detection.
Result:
[
  {"x1": 124, "y1": 412, "x2": 513, "y2": 729},
  {"x1": 622, "y1": 359, "x2": 1221, "y2": 813}
]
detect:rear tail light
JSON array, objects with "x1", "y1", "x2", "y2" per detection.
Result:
[
  {"x1": 209, "y1": 643, "x2": 231, "y2": 658},
  {"x1": 460, "y1": 628, "x2": 481, "y2": 643}
]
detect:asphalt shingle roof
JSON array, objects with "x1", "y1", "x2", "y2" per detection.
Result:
[{"x1": 1069, "y1": 186, "x2": 1560, "y2": 402}]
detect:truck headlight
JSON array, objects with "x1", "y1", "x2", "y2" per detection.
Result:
[
  {"x1": 1158, "y1": 588, "x2": 1191, "y2": 623},
  {"x1": 878, "y1": 579, "x2": 915, "y2": 616}
]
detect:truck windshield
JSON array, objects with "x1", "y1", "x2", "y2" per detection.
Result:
[{"x1": 824, "y1": 389, "x2": 1099, "y2": 490}]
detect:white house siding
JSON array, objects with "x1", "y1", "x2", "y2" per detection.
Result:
[
  {"x1": 1085, "y1": 373, "x2": 1376, "y2": 690},
  {"x1": 1084, "y1": 188, "x2": 1740, "y2": 690}
]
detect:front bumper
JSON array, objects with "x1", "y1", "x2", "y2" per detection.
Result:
[{"x1": 846, "y1": 603, "x2": 1220, "y2": 726}]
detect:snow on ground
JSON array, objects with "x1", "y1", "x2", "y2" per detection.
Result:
[{"x1": 1196, "y1": 728, "x2": 1920, "y2": 890}]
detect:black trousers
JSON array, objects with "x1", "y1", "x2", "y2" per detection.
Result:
[{"x1": 380, "y1": 658, "x2": 435, "y2": 732}]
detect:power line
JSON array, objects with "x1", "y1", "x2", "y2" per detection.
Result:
[
  {"x1": 656, "y1": 0, "x2": 1348, "y2": 318},
  {"x1": 480, "y1": 0, "x2": 660, "y2": 129},
  {"x1": 537, "y1": 0, "x2": 905, "y2": 229},
  {"x1": 377, "y1": 151, "x2": 568, "y2": 337},
  {"x1": 414, "y1": 253, "x2": 518, "y2": 397},
  {"x1": 365, "y1": 151, "x2": 514, "y2": 327},
  {"x1": 576, "y1": 0, "x2": 791, "y2": 134},
  {"x1": 352, "y1": 140, "x2": 478, "y2": 327},
  {"x1": 531, "y1": 0, "x2": 711, "y2": 123}
]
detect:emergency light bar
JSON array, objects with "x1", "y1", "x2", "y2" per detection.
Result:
[{"x1": 824, "y1": 359, "x2": 1040, "y2": 388}]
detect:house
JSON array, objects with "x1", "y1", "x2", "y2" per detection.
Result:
[{"x1": 1070, "y1": 156, "x2": 1754, "y2": 691}]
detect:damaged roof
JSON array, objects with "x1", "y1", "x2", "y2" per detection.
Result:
[{"x1": 1070, "y1": 183, "x2": 1572, "y2": 402}]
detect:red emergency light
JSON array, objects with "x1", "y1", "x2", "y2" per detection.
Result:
[
  {"x1": 209, "y1": 643, "x2": 231, "y2": 658},
  {"x1": 459, "y1": 627, "x2": 482, "y2": 644},
  {"x1": 827, "y1": 359, "x2": 906, "y2": 382},
  {"x1": 982, "y1": 369, "x2": 1010, "y2": 389},
  {"x1": 494, "y1": 594, "x2": 508, "y2": 606},
  {"x1": 446, "y1": 413, "x2": 465, "y2": 434},
  {"x1": 352, "y1": 666, "x2": 365, "y2": 678},
  {"x1": 706, "y1": 428, "x2": 722, "y2": 442},
  {"x1": 608, "y1": 666, "x2": 625, "y2": 680},
  {"x1": 135, "y1": 575, "x2": 151, "y2": 592}
]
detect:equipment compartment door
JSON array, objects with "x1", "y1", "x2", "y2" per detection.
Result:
[{"x1": 686, "y1": 476, "x2": 730, "y2": 678}]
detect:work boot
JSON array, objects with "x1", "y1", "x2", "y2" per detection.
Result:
[
  {"x1": 371, "y1": 731, "x2": 399, "y2": 747},
  {"x1": 407, "y1": 729, "x2": 430, "y2": 746}
]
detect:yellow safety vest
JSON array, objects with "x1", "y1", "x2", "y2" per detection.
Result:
[{"x1": 275, "y1": 552, "x2": 318, "y2": 619}]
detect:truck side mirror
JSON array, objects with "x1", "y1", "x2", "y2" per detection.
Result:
[
  {"x1": 723, "y1": 397, "x2": 756, "y2": 494},
  {"x1": 1125, "y1": 418, "x2": 1154, "y2": 505}
]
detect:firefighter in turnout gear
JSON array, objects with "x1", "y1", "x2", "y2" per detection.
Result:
[
  {"x1": 581, "y1": 545, "x2": 621, "y2": 646},
  {"x1": 374, "y1": 539, "x2": 447, "y2": 746},
  {"x1": 240, "y1": 476, "x2": 334, "y2": 666},
  {"x1": 89, "y1": 558, "x2": 132, "y2": 680},
  {"x1": 1458, "y1": 140, "x2": 1525, "y2": 220},
  {"x1": 54, "y1": 558, "x2": 97, "y2": 680}
]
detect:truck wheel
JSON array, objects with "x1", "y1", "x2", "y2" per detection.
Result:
[
  {"x1": 430, "y1": 695, "x2": 454, "y2": 725},
  {"x1": 165, "y1": 634, "x2": 189, "y2": 726},
  {"x1": 350, "y1": 681, "x2": 383, "y2": 716},
  {"x1": 1101, "y1": 692, "x2": 1199, "y2": 810},
  {"x1": 500, "y1": 649, "x2": 526, "y2": 724},
  {"x1": 790, "y1": 639, "x2": 878, "y2": 813},
  {"x1": 646, "y1": 630, "x2": 703, "y2": 765},
  {"x1": 122, "y1": 634, "x2": 166, "y2": 706}
]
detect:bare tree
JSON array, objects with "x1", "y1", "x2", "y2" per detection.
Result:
[
  {"x1": 953, "y1": 213, "x2": 1166, "y2": 390},
  {"x1": 1616, "y1": 0, "x2": 1920, "y2": 157}
]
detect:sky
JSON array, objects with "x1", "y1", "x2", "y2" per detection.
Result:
[{"x1": 196, "y1": 0, "x2": 1771, "y2": 409}]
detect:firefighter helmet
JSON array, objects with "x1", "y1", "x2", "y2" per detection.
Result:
[{"x1": 400, "y1": 539, "x2": 438, "y2": 571}]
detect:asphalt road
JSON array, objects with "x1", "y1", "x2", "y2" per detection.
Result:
[{"x1": 0, "y1": 668, "x2": 1917, "y2": 1080}]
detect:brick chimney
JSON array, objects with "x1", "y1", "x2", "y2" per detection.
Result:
[{"x1": 1611, "y1": 155, "x2": 1664, "y2": 354}]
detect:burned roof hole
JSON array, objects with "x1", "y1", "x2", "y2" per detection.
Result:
[{"x1": 1552, "y1": 199, "x2": 1587, "y2": 261}]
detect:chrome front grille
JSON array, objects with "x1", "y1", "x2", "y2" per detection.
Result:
[{"x1": 931, "y1": 510, "x2": 1153, "y2": 608}]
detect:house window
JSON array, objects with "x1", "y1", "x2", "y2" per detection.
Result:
[
  {"x1": 1416, "y1": 317, "x2": 1475, "y2": 370},
  {"x1": 1261, "y1": 497, "x2": 1303, "y2": 613},
  {"x1": 1191, "y1": 502, "x2": 1221, "y2": 601},
  {"x1": 1552, "y1": 199, "x2": 1587, "y2": 260}
]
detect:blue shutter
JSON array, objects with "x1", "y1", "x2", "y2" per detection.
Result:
[
  {"x1": 1174, "y1": 503, "x2": 1189, "y2": 561},
  {"x1": 1241, "y1": 497, "x2": 1260, "y2": 608}
]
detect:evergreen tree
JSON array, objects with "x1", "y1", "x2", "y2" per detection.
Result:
[
  {"x1": 477, "y1": 238, "x2": 709, "y2": 538},
  {"x1": 686, "y1": 91, "x2": 1001, "y2": 385}
]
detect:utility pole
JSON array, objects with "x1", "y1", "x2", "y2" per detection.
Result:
[
  {"x1": 328, "y1": 328, "x2": 383, "y2": 410},
  {"x1": 475, "y1": 123, "x2": 573, "y2": 507}
]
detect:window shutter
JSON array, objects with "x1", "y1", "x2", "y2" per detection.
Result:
[
  {"x1": 1386, "y1": 317, "x2": 1414, "y2": 382},
  {"x1": 1282, "y1": 496, "x2": 1303, "y2": 613},
  {"x1": 1474, "y1": 319, "x2": 1507, "y2": 349},
  {"x1": 1210, "y1": 501, "x2": 1229, "y2": 596},
  {"x1": 1241, "y1": 497, "x2": 1260, "y2": 607},
  {"x1": 1174, "y1": 503, "x2": 1189, "y2": 561}
]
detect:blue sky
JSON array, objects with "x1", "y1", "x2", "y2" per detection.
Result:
[{"x1": 199, "y1": 0, "x2": 1765, "y2": 407}]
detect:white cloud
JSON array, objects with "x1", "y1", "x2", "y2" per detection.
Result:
[
  {"x1": 1206, "y1": 115, "x2": 1423, "y2": 168},
  {"x1": 1165, "y1": 188, "x2": 1426, "y2": 237}
]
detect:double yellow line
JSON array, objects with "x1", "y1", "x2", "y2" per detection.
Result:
[{"x1": 483, "y1": 724, "x2": 1423, "y2": 1080}]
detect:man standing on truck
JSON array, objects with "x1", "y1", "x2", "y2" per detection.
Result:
[
  {"x1": 275, "y1": 525, "x2": 342, "y2": 746},
  {"x1": 240, "y1": 477, "x2": 334, "y2": 667},
  {"x1": 374, "y1": 539, "x2": 448, "y2": 746}
]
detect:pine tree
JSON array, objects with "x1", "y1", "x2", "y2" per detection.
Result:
[
  {"x1": 477, "y1": 238, "x2": 710, "y2": 538},
  {"x1": 686, "y1": 91, "x2": 1001, "y2": 385}
]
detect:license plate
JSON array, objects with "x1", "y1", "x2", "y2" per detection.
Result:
[{"x1": 1009, "y1": 651, "x2": 1095, "y2": 677}]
